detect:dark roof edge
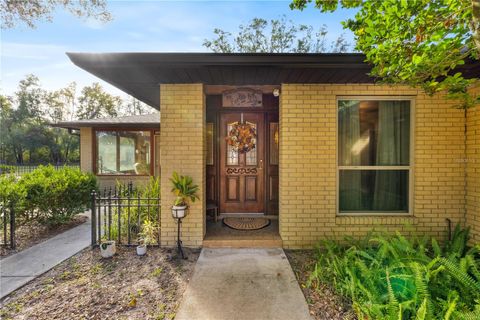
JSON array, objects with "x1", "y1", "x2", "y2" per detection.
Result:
[{"x1": 66, "y1": 52, "x2": 370, "y2": 68}]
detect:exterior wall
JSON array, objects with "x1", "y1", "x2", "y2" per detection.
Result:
[
  {"x1": 159, "y1": 84, "x2": 206, "y2": 247},
  {"x1": 280, "y1": 84, "x2": 467, "y2": 248},
  {"x1": 466, "y1": 85, "x2": 480, "y2": 243},
  {"x1": 78, "y1": 127, "x2": 151, "y2": 189}
]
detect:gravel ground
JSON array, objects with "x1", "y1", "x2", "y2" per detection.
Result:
[
  {"x1": 1, "y1": 215, "x2": 88, "y2": 258},
  {"x1": 0, "y1": 246, "x2": 200, "y2": 320},
  {"x1": 285, "y1": 250, "x2": 355, "y2": 320}
]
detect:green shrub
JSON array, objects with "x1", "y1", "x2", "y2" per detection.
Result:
[
  {"x1": 107, "y1": 177, "x2": 160, "y2": 244},
  {"x1": 19, "y1": 165, "x2": 97, "y2": 225},
  {"x1": 310, "y1": 226, "x2": 480, "y2": 320},
  {"x1": 0, "y1": 165, "x2": 15, "y2": 175}
]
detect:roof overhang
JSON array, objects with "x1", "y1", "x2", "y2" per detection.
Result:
[
  {"x1": 66, "y1": 52, "x2": 480, "y2": 110},
  {"x1": 52, "y1": 122, "x2": 159, "y2": 130}
]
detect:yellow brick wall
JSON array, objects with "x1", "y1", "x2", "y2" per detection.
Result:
[
  {"x1": 79, "y1": 127, "x2": 151, "y2": 189},
  {"x1": 279, "y1": 84, "x2": 467, "y2": 248},
  {"x1": 466, "y1": 85, "x2": 480, "y2": 243},
  {"x1": 159, "y1": 84, "x2": 206, "y2": 247},
  {"x1": 80, "y1": 127, "x2": 93, "y2": 172}
]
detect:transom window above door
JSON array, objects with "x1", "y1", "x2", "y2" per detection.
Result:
[{"x1": 337, "y1": 98, "x2": 413, "y2": 215}]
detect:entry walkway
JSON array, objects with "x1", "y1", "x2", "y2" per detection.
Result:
[
  {"x1": 176, "y1": 248, "x2": 311, "y2": 320},
  {"x1": 0, "y1": 214, "x2": 90, "y2": 299}
]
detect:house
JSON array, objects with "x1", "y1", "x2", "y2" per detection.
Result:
[
  {"x1": 56, "y1": 53, "x2": 480, "y2": 249},
  {"x1": 54, "y1": 113, "x2": 160, "y2": 188}
]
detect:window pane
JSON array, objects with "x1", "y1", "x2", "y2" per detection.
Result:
[
  {"x1": 339, "y1": 170, "x2": 409, "y2": 213},
  {"x1": 245, "y1": 121, "x2": 257, "y2": 166},
  {"x1": 97, "y1": 132, "x2": 117, "y2": 174},
  {"x1": 96, "y1": 131, "x2": 151, "y2": 175},
  {"x1": 338, "y1": 100, "x2": 410, "y2": 166},
  {"x1": 226, "y1": 122, "x2": 239, "y2": 166}
]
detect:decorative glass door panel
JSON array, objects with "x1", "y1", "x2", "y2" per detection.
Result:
[{"x1": 220, "y1": 113, "x2": 265, "y2": 213}]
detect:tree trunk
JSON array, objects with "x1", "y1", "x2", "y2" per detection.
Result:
[{"x1": 473, "y1": 0, "x2": 480, "y2": 54}]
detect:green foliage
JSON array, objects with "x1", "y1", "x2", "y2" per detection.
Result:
[
  {"x1": 1, "y1": 0, "x2": 112, "y2": 29},
  {"x1": 0, "y1": 166, "x2": 97, "y2": 225},
  {"x1": 203, "y1": 15, "x2": 350, "y2": 53},
  {"x1": 310, "y1": 227, "x2": 480, "y2": 319},
  {"x1": 169, "y1": 171, "x2": 199, "y2": 206},
  {"x1": 139, "y1": 219, "x2": 158, "y2": 246},
  {"x1": 290, "y1": 0, "x2": 480, "y2": 108},
  {"x1": 0, "y1": 165, "x2": 15, "y2": 174},
  {"x1": 76, "y1": 83, "x2": 122, "y2": 120},
  {"x1": 107, "y1": 177, "x2": 160, "y2": 244}
]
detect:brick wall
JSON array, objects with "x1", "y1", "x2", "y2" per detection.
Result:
[
  {"x1": 79, "y1": 127, "x2": 151, "y2": 189},
  {"x1": 279, "y1": 84, "x2": 467, "y2": 248},
  {"x1": 159, "y1": 84, "x2": 206, "y2": 247},
  {"x1": 467, "y1": 85, "x2": 480, "y2": 243}
]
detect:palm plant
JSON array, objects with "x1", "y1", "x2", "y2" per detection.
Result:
[{"x1": 169, "y1": 171, "x2": 199, "y2": 207}]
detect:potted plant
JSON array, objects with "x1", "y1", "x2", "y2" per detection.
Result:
[
  {"x1": 170, "y1": 171, "x2": 199, "y2": 218},
  {"x1": 136, "y1": 219, "x2": 157, "y2": 256},
  {"x1": 100, "y1": 239, "x2": 116, "y2": 258}
]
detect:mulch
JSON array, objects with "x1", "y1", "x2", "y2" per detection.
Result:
[
  {"x1": 0, "y1": 215, "x2": 88, "y2": 258},
  {"x1": 0, "y1": 246, "x2": 200, "y2": 320},
  {"x1": 285, "y1": 250, "x2": 356, "y2": 320}
]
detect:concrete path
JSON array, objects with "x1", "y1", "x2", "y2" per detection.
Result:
[
  {"x1": 0, "y1": 214, "x2": 91, "y2": 299},
  {"x1": 176, "y1": 248, "x2": 311, "y2": 320}
]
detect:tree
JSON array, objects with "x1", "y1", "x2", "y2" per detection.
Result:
[
  {"x1": 290, "y1": 0, "x2": 480, "y2": 107},
  {"x1": 203, "y1": 15, "x2": 350, "y2": 53},
  {"x1": 76, "y1": 83, "x2": 122, "y2": 120},
  {"x1": 120, "y1": 97, "x2": 152, "y2": 116},
  {"x1": 1, "y1": 0, "x2": 111, "y2": 29}
]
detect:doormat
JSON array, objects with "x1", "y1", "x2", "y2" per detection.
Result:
[{"x1": 223, "y1": 217, "x2": 270, "y2": 230}]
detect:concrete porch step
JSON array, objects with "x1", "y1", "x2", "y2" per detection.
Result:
[{"x1": 202, "y1": 238, "x2": 282, "y2": 248}]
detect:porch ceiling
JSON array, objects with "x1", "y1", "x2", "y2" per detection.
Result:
[{"x1": 66, "y1": 52, "x2": 480, "y2": 110}]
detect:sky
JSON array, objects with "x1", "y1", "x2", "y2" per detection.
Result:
[{"x1": 1, "y1": 0, "x2": 357, "y2": 98}]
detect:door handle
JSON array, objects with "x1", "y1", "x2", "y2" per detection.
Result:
[{"x1": 259, "y1": 159, "x2": 263, "y2": 170}]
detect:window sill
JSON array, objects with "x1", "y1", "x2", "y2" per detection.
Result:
[{"x1": 335, "y1": 214, "x2": 417, "y2": 225}]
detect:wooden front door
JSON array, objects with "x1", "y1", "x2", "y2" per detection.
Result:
[{"x1": 219, "y1": 112, "x2": 264, "y2": 213}]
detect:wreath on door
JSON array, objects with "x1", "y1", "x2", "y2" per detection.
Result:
[{"x1": 226, "y1": 122, "x2": 257, "y2": 153}]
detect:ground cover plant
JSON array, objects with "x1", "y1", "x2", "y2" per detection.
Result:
[{"x1": 309, "y1": 226, "x2": 480, "y2": 319}]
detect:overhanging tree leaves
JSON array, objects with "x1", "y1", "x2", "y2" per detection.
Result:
[
  {"x1": 203, "y1": 15, "x2": 350, "y2": 53},
  {"x1": 291, "y1": 0, "x2": 480, "y2": 107},
  {"x1": 0, "y1": 0, "x2": 111, "y2": 29}
]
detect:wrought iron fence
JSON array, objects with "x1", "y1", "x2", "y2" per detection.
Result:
[
  {"x1": 0, "y1": 201, "x2": 16, "y2": 250},
  {"x1": 91, "y1": 183, "x2": 161, "y2": 247},
  {"x1": 0, "y1": 163, "x2": 80, "y2": 176}
]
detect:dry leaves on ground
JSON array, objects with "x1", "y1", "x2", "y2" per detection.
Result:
[
  {"x1": 0, "y1": 246, "x2": 200, "y2": 320},
  {"x1": 285, "y1": 250, "x2": 355, "y2": 320}
]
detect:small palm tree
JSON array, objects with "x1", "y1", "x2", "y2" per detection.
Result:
[{"x1": 169, "y1": 171, "x2": 199, "y2": 207}]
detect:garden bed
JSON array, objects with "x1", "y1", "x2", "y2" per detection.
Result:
[
  {"x1": 285, "y1": 250, "x2": 354, "y2": 320},
  {"x1": 0, "y1": 214, "x2": 88, "y2": 258},
  {"x1": 0, "y1": 246, "x2": 200, "y2": 320}
]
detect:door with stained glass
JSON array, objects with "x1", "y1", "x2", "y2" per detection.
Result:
[{"x1": 219, "y1": 112, "x2": 265, "y2": 213}]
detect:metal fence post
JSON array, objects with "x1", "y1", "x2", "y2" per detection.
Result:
[
  {"x1": 91, "y1": 190, "x2": 97, "y2": 247},
  {"x1": 9, "y1": 201, "x2": 15, "y2": 250}
]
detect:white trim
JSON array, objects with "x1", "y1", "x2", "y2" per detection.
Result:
[{"x1": 335, "y1": 96, "x2": 415, "y2": 216}]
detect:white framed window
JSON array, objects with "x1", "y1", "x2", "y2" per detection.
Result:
[{"x1": 336, "y1": 96, "x2": 414, "y2": 215}]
